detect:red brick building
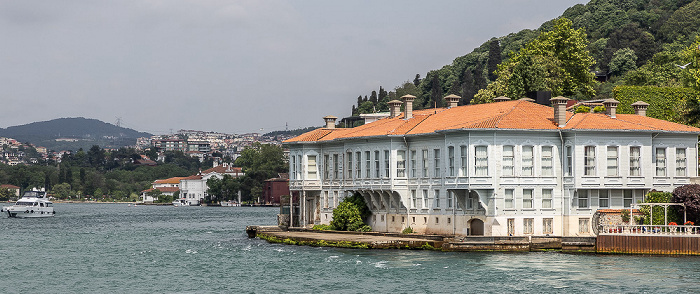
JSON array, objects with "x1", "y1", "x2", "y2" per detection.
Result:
[{"x1": 262, "y1": 173, "x2": 289, "y2": 205}]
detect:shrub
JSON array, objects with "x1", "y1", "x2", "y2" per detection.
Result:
[
  {"x1": 402, "y1": 227, "x2": 414, "y2": 234},
  {"x1": 672, "y1": 184, "x2": 700, "y2": 225},
  {"x1": 640, "y1": 191, "x2": 680, "y2": 225},
  {"x1": 329, "y1": 193, "x2": 372, "y2": 232},
  {"x1": 574, "y1": 106, "x2": 590, "y2": 113},
  {"x1": 592, "y1": 106, "x2": 606, "y2": 113},
  {"x1": 312, "y1": 224, "x2": 333, "y2": 231},
  {"x1": 621, "y1": 209, "x2": 630, "y2": 223}
]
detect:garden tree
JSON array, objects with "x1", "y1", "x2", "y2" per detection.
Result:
[
  {"x1": 206, "y1": 174, "x2": 239, "y2": 202},
  {"x1": 638, "y1": 191, "x2": 680, "y2": 225},
  {"x1": 672, "y1": 184, "x2": 700, "y2": 225},
  {"x1": 487, "y1": 38, "x2": 502, "y2": 81},
  {"x1": 608, "y1": 47, "x2": 638, "y2": 76},
  {"x1": 356, "y1": 101, "x2": 375, "y2": 115},
  {"x1": 0, "y1": 187, "x2": 12, "y2": 201},
  {"x1": 623, "y1": 49, "x2": 687, "y2": 87},
  {"x1": 429, "y1": 73, "x2": 443, "y2": 108},
  {"x1": 378, "y1": 86, "x2": 388, "y2": 103},
  {"x1": 473, "y1": 17, "x2": 596, "y2": 103},
  {"x1": 87, "y1": 145, "x2": 106, "y2": 169},
  {"x1": 413, "y1": 74, "x2": 421, "y2": 87},
  {"x1": 329, "y1": 193, "x2": 371, "y2": 232},
  {"x1": 369, "y1": 91, "x2": 377, "y2": 106},
  {"x1": 234, "y1": 142, "x2": 287, "y2": 202}
]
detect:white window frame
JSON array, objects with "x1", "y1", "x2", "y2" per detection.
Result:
[
  {"x1": 543, "y1": 218, "x2": 553, "y2": 234},
  {"x1": 541, "y1": 146, "x2": 553, "y2": 176},
  {"x1": 384, "y1": 150, "x2": 390, "y2": 178},
  {"x1": 448, "y1": 146, "x2": 455, "y2": 177},
  {"x1": 522, "y1": 146, "x2": 534, "y2": 176},
  {"x1": 355, "y1": 152, "x2": 361, "y2": 179},
  {"x1": 629, "y1": 146, "x2": 641, "y2": 176},
  {"x1": 502, "y1": 145, "x2": 514, "y2": 176},
  {"x1": 542, "y1": 189, "x2": 552, "y2": 209},
  {"x1": 655, "y1": 147, "x2": 667, "y2": 177},
  {"x1": 434, "y1": 189, "x2": 441, "y2": 208},
  {"x1": 578, "y1": 190, "x2": 589, "y2": 208},
  {"x1": 607, "y1": 146, "x2": 618, "y2": 177},
  {"x1": 346, "y1": 151, "x2": 353, "y2": 179},
  {"x1": 410, "y1": 150, "x2": 417, "y2": 178},
  {"x1": 397, "y1": 150, "x2": 406, "y2": 178},
  {"x1": 365, "y1": 151, "x2": 371, "y2": 178},
  {"x1": 433, "y1": 148, "x2": 441, "y2": 178},
  {"x1": 524, "y1": 218, "x2": 534, "y2": 235},
  {"x1": 373, "y1": 151, "x2": 379, "y2": 178},
  {"x1": 459, "y1": 145, "x2": 468, "y2": 176},
  {"x1": 504, "y1": 189, "x2": 514, "y2": 209},
  {"x1": 598, "y1": 189, "x2": 609, "y2": 208},
  {"x1": 565, "y1": 145, "x2": 573, "y2": 177},
  {"x1": 421, "y1": 149, "x2": 429, "y2": 178},
  {"x1": 522, "y1": 189, "x2": 533, "y2": 209},
  {"x1": 475, "y1": 146, "x2": 488, "y2": 176},
  {"x1": 676, "y1": 148, "x2": 687, "y2": 177},
  {"x1": 584, "y1": 146, "x2": 596, "y2": 176},
  {"x1": 307, "y1": 155, "x2": 318, "y2": 180}
]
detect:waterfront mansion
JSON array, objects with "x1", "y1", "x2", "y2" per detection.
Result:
[{"x1": 283, "y1": 95, "x2": 700, "y2": 237}]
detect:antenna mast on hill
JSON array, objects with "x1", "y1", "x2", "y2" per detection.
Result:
[{"x1": 115, "y1": 117, "x2": 122, "y2": 128}]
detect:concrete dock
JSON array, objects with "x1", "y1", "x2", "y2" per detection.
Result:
[{"x1": 246, "y1": 226, "x2": 596, "y2": 252}]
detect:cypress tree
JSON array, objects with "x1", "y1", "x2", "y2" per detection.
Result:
[{"x1": 487, "y1": 38, "x2": 502, "y2": 81}]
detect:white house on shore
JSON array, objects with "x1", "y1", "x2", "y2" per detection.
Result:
[
  {"x1": 283, "y1": 95, "x2": 700, "y2": 237},
  {"x1": 179, "y1": 163, "x2": 244, "y2": 205}
]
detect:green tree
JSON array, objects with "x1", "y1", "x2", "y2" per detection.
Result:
[
  {"x1": 206, "y1": 174, "x2": 239, "y2": 202},
  {"x1": 234, "y1": 143, "x2": 287, "y2": 202},
  {"x1": 0, "y1": 187, "x2": 12, "y2": 201},
  {"x1": 474, "y1": 17, "x2": 596, "y2": 102},
  {"x1": 329, "y1": 193, "x2": 371, "y2": 232},
  {"x1": 487, "y1": 38, "x2": 502, "y2": 81},
  {"x1": 609, "y1": 47, "x2": 638, "y2": 76}
]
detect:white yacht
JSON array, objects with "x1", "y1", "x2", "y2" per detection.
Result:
[{"x1": 2, "y1": 191, "x2": 55, "y2": 218}]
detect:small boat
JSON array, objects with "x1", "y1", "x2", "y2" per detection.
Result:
[
  {"x1": 2, "y1": 191, "x2": 55, "y2": 218},
  {"x1": 221, "y1": 200, "x2": 241, "y2": 207},
  {"x1": 172, "y1": 198, "x2": 189, "y2": 207}
]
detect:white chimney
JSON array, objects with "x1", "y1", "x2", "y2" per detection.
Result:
[
  {"x1": 494, "y1": 96, "x2": 511, "y2": 102},
  {"x1": 603, "y1": 99, "x2": 620, "y2": 119},
  {"x1": 631, "y1": 101, "x2": 649, "y2": 116},
  {"x1": 323, "y1": 115, "x2": 337, "y2": 129},
  {"x1": 401, "y1": 95, "x2": 416, "y2": 119},
  {"x1": 388, "y1": 100, "x2": 402, "y2": 118},
  {"x1": 550, "y1": 96, "x2": 569, "y2": 127},
  {"x1": 444, "y1": 94, "x2": 461, "y2": 108}
]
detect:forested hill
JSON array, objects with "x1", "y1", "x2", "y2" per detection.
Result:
[
  {"x1": 349, "y1": 0, "x2": 700, "y2": 117},
  {"x1": 0, "y1": 117, "x2": 152, "y2": 151}
]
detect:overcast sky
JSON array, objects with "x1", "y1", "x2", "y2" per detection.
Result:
[{"x1": 0, "y1": 0, "x2": 587, "y2": 135}]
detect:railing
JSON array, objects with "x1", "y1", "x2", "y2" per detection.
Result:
[{"x1": 600, "y1": 224, "x2": 700, "y2": 235}]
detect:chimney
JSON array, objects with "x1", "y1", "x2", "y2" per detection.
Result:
[
  {"x1": 323, "y1": 115, "x2": 337, "y2": 129},
  {"x1": 388, "y1": 100, "x2": 402, "y2": 118},
  {"x1": 444, "y1": 94, "x2": 461, "y2": 108},
  {"x1": 603, "y1": 98, "x2": 620, "y2": 118},
  {"x1": 631, "y1": 101, "x2": 649, "y2": 116},
  {"x1": 550, "y1": 96, "x2": 569, "y2": 127},
  {"x1": 401, "y1": 94, "x2": 416, "y2": 119},
  {"x1": 519, "y1": 97, "x2": 535, "y2": 102},
  {"x1": 494, "y1": 96, "x2": 511, "y2": 102}
]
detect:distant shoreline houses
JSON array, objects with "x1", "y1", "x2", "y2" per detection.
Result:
[
  {"x1": 141, "y1": 163, "x2": 244, "y2": 205},
  {"x1": 284, "y1": 95, "x2": 700, "y2": 237}
]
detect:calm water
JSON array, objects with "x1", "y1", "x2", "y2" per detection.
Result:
[{"x1": 1, "y1": 204, "x2": 699, "y2": 293}]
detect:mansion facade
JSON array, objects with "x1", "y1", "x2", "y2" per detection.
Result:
[{"x1": 283, "y1": 96, "x2": 700, "y2": 237}]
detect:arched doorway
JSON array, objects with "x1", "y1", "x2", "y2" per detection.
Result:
[{"x1": 470, "y1": 219, "x2": 484, "y2": 236}]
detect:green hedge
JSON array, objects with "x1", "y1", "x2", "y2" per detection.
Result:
[{"x1": 612, "y1": 86, "x2": 700, "y2": 124}]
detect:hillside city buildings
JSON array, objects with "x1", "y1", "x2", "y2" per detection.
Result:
[{"x1": 284, "y1": 95, "x2": 700, "y2": 237}]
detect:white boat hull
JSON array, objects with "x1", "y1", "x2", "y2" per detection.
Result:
[{"x1": 3, "y1": 206, "x2": 55, "y2": 218}]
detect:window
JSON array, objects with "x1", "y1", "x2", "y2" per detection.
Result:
[
  {"x1": 445, "y1": 146, "x2": 454, "y2": 176},
  {"x1": 374, "y1": 151, "x2": 379, "y2": 178},
  {"x1": 365, "y1": 151, "x2": 371, "y2": 178},
  {"x1": 333, "y1": 154, "x2": 339, "y2": 179},
  {"x1": 656, "y1": 148, "x2": 666, "y2": 177},
  {"x1": 384, "y1": 150, "x2": 390, "y2": 178},
  {"x1": 411, "y1": 190, "x2": 417, "y2": 209},
  {"x1": 460, "y1": 145, "x2": 468, "y2": 176},
  {"x1": 323, "y1": 154, "x2": 330, "y2": 180},
  {"x1": 422, "y1": 150, "x2": 429, "y2": 178},
  {"x1": 599, "y1": 189, "x2": 609, "y2": 208},
  {"x1": 542, "y1": 189, "x2": 552, "y2": 209},
  {"x1": 397, "y1": 150, "x2": 406, "y2": 178},
  {"x1": 307, "y1": 155, "x2": 317, "y2": 179},
  {"x1": 578, "y1": 190, "x2": 589, "y2": 208},
  {"x1": 323, "y1": 191, "x2": 328, "y2": 208},
  {"x1": 502, "y1": 145, "x2": 514, "y2": 176},
  {"x1": 475, "y1": 146, "x2": 488, "y2": 176},
  {"x1": 543, "y1": 218, "x2": 553, "y2": 234},
  {"x1": 507, "y1": 219, "x2": 515, "y2": 236},
  {"x1": 355, "y1": 152, "x2": 361, "y2": 179},
  {"x1": 447, "y1": 191, "x2": 453, "y2": 208},
  {"x1": 524, "y1": 218, "x2": 534, "y2": 235},
  {"x1": 522, "y1": 146, "x2": 533, "y2": 176},
  {"x1": 629, "y1": 146, "x2": 641, "y2": 176},
  {"x1": 676, "y1": 148, "x2": 687, "y2": 177},
  {"x1": 624, "y1": 190, "x2": 633, "y2": 208},
  {"x1": 410, "y1": 150, "x2": 417, "y2": 177},
  {"x1": 579, "y1": 218, "x2": 590, "y2": 234},
  {"x1": 504, "y1": 189, "x2": 514, "y2": 209},
  {"x1": 565, "y1": 145, "x2": 573, "y2": 176},
  {"x1": 584, "y1": 146, "x2": 596, "y2": 176},
  {"x1": 290, "y1": 155, "x2": 295, "y2": 180},
  {"x1": 541, "y1": 146, "x2": 553, "y2": 176},
  {"x1": 434, "y1": 189, "x2": 441, "y2": 208},
  {"x1": 422, "y1": 190, "x2": 429, "y2": 208},
  {"x1": 333, "y1": 191, "x2": 338, "y2": 208},
  {"x1": 523, "y1": 189, "x2": 533, "y2": 209},
  {"x1": 433, "y1": 148, "x2": 441, "y2": 177},
  {"x1": 297, "y1": 155, "x2": 302, "y2": 180},
  {"x1": 607, "y1": 146, "x2": 618, "y2": 177},
  {"x1": 346, "y1": 152, "x2": 353, "y2": 179}
]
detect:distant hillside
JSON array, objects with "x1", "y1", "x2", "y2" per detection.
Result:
[{"x1": 0, "y1": 117, "x2": 152, "y2": 151}]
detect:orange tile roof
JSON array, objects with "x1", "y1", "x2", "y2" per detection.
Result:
[
  {"x1": 284, "y1": 100, "x2": 700, "y2": 143},
  {"x1": 202, "y1": 165, "x2": 243, "y2": 174},
  {"x1": 154, "y1": 177, "x2": 188, "y2": 184}
]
